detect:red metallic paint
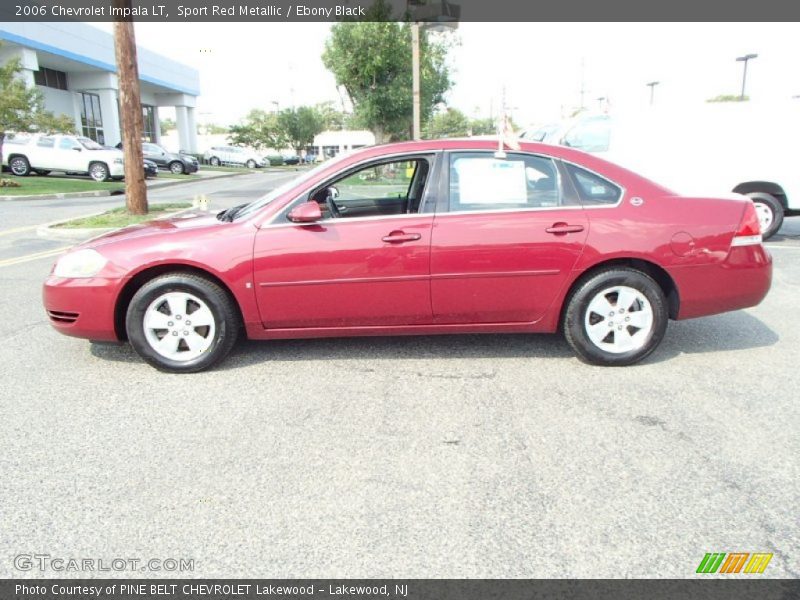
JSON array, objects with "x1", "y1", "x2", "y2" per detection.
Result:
[{"x1": 42, "y1": 139, "x2": 772, "y2": 346}]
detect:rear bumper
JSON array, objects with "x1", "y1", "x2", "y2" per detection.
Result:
[
  {"x1": 43, "y1": 276, "x2": 123, "y2": 342},
  {"x1": 672, "y1": 245, "x2": 772, "y2": 320}
]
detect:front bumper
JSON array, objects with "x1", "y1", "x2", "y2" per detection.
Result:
[
  {"x1": 43, "y1": 276, "x2": 124, "y2": 342},
  {"x1": 109, "y1": 162, "x2": 125, "y2": 177}
]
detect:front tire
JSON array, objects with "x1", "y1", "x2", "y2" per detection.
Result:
[
  {"x1": 169, "y1": 161, "x2": 185, "y2": 175},
  {"x1": 89, "y1": 162, "x2": 109, "y2": 182},
  {"x1": 9, "y1": 156, "x2": 31, "y2": 176},
  {"x1": 747, "y1": 192, "x2": 784, "y2": 240},
  {"x1": 563, "y1": 268, "x2": 668, "y2": 366},
  {"x1": 246, "y1": 159, "x2": 256, "y2": 169},
  {"x1": 209, "y1": 156, "x2": 220, "y2": 167},
  {"x1": 125, "y1": 273, "x2": 240, "y2": 373}
]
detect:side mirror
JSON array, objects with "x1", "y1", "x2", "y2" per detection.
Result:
[
  {"x1": 72, "y1": 147, "x2": 82, "y2": 152},
  {"x1": 288, "y1": 201, "x2": 323, "y2": 223}
]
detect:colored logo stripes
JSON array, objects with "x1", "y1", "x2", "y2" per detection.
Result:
[{"x1": 696, "y1": 552, "x2": 773, "y2": 574}]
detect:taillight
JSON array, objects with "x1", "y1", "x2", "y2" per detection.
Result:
[{"x1": 731, "y1": 201, "x2": 763, "y2": 247}]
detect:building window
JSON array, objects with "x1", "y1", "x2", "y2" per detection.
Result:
[
  {"x1": 80, "y1": 92, "x2": 105, "y2": 145},
  {"x1": 34, "y1": 67, "x2": 68, "y2": 90},
  {"x1": 142, "y1": 105, "x2": 157, "y2": 142}
]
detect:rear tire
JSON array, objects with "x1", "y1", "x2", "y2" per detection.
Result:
[
  {"x1": 209, "y1": 156, "x2": 220, "y2": 166},
  {"x1": 125, "y1": 273, "x2": 240, "y2": 373},
  {"x1": 9, "y1": 156, "x2": 30, "y2": 176},
  {"x1": 169, "y1": 161, "x2": 185, "y2": 175},
  {"x1": 747, "y1": 192, "x2": 784, "y2": 240},
  {"x1": 246, "y1": 159, "x2": 256, "y2": 169},
  {"x1": 563, "y1": 268, "x2": 668, "y2": 366}
]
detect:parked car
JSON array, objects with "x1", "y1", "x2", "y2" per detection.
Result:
[
  {"x1": 203, "y1": 146, "x2": 267, "y2": 168},
  {"x1": 527, "y1": 104, "x2": 800, "y2": 239},
  {"x1": 2, "y1": 133, "x2": 124, "y2": 181},
  {"x1": 144, "y1": 159, "x2": 158, "y2": 178},
  {"x1": 282, "y1": 154, "x2": 301, "y2": 165},
  {"x1": 43, "y1": 138, "x2": 771, "y2": 373},
  {"x1": 140, "y1": 142, "x2": 198, "y2": 174}
]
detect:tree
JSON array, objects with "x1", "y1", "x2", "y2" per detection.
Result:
[
  {"x1": 315, "y1": 101, "x2": 351, "y2": 131},
  {"x1": 322, "y1": 0, "x2": 452, "y2": 143},
  {"x1": 469, "y1": 117, "x2": 496, "y2": 136},
  {"x1": 277, "y1": 106, "x2": 324, "y2": 155},
  {"x1": 228, "y1": 109, "x2": 287, "y2": 150},
  {"x1": 424, "y1": 107, "x2": 470, "y2": 138},
  {"x1": 160, "y1": 117, "x2": 176, "y2": 135},
  {"x1": 0, "y1": 53, "x2": 74, "y2": 170}
]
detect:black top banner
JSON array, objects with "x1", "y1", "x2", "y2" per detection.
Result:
[{"x1": 1, "y1": 0, "x2": 800, "y2": 22}]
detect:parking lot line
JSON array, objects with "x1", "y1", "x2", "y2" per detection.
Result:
[
  {"x1": 0, "y1": 224, "x2": 39, "y2": 237},
  {"x1": 0, "y1": 246, "x2": 71, "y2": 268}
]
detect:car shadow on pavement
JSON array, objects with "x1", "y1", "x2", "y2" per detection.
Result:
[{"x1": 89, "y1": 310, "x2": 777, "y2": 370}]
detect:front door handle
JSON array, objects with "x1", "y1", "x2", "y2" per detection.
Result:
[
  {"x1": 545, "y1": 223, "x2": 585, "y2": 235},
  {"x1": 382, "y1": 231, "x2": 421, "y2": 243}
]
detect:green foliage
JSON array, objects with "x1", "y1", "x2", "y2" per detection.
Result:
[
  {"x1": 0, "y1": 51, "x2": 75, "y2": 166},
  {"x1": 315, "y1": 101, "x2": 356, "y2": 131},
  {"x1": 322, "y1": 0, "x2": 453, "y2": 142},
  {"x1": 201, "y1": 122, "x2": 228, "y2": 134},
  {"x1": 277, "y1": 106, "x2": 324, "y2": 154},
  {"x1": 469, "y1": 117, "x2": 496, "y2": 136},
  {"x1": 707, "y1": 94, "x2": 749, "y2": 103},
  {"x1": 160, "y1": 117, "x2": 176, "y2": 135},
  {"x1": 424, "y1": 108, "x2": 470, "y2": 138},
  {"x1": 228, "y1": 109, "x2": 287, "y2": 151}
]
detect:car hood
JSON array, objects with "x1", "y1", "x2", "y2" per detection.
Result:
[{"x1": 82, "y1": 211, "x2": 225, "y2": 249}]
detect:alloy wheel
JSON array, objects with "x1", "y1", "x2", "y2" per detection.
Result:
[
  {"x1": 143, "y1": 292, "x2": 216, "y2": 361},
  {"x1": 584, "y1": 285, "x2": 654, "y2": 354}
]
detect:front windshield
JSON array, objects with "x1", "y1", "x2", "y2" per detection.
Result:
[
  {"x1": 233, "y1": 152, "x2": 354, "y2": 220},
  {"x1": 78, "y1": 137, "x2": 105, "y2": 150}
]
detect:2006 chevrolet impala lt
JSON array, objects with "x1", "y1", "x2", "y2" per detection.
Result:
[{"x1": 43, "y1": 139, "x2": 772, "y2": 372}]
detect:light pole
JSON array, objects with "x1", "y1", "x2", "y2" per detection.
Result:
[
  {"x1": 408, "y1": 1, "x2": 459, "y2": 140},
  {"x1": 646, "y1": 81, "x2": 659, "y2": 105},
  {"x1": 736, "y1": 54, "x2": 758, "y2": 101}
]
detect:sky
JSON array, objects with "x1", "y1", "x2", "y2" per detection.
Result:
[{"x1": 92, "y1": 22, "x2": 800, "y2": 129}]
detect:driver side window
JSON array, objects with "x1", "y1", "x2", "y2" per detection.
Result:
[{"x1": 311, "y1": 157, "x2": 431, "y2": 219}]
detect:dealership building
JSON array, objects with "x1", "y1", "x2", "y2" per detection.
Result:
[{"x1": 0, "y1": 22, "x2": 200, "y2": 152}]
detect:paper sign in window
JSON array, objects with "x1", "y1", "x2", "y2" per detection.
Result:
[{"x1": 455, "y1": 159, "x2": 528, "y2": 205}]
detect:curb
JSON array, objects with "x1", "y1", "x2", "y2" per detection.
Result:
[
  {"x1": 0, "y1": 169, "x2": 251, "y2": 202},
  {"x1": 37, "y1": 207, "x2": 200, "y2": 242}
]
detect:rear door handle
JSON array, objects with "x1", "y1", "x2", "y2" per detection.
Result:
[
  {"x1": 545, "y1": 223, "x2": 585, "y2": 235},
  {"x1": 382, "y1": 231, "x2": 421, "y2": 243}
]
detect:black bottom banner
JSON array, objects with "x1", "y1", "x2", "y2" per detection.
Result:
[{"x1": 2, "y1": 579, "x2": 799, "y2": 600}]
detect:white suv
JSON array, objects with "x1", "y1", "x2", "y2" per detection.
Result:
[
  {"x1": 2, "y1": 133, "x2": 125, "y2": 182},
  {"x1": 203, "y1": 146, "x2": 267, "y2": 168},
  {"x1": 527, "y1": 105, "x2": 800, "y2": 240}
]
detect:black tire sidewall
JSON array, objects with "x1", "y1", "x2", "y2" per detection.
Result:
[
  {"x1": 747, "y1": 193, "x2": 784, "y2": 240},
  {"x1": 126, "y1": 275, "x2": 238, "y2": 373},
  {"x1": 564, "y1": 269, "x2": 668, "y2": 366},
  {"x1": 10, "y1": 157, "x2": 30, "y2": 176}
]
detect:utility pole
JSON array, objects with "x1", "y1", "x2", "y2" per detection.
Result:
[
  {"x1": 646, "y1": 81, "x2": 659, "y2": 105},
  {"x1": 113, "y1": 0, "x2": 147, "y2": 215},
  {"x1": 579, "y1": 58, "x2": 586, "y2": 110},
  {"x1": 411, "y1": 22, "x2": 421, "y2": 140},
  {"x1": 736, "y1": 53, "x2": 758, "y2": 101}
]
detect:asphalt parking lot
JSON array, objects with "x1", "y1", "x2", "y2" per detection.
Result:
[{"x1": 0, "y1": 176, "x2": 798, "y2": 578}]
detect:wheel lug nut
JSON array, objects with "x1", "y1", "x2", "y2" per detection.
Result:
[
  {"x1": 176, "y1": 315, "x2": 182, "y2": 320},
  {"x1": 625, "y1": 317, "x2": 630, "y2": 322},
  {"x1": 183, "y1": 330, "x2": 188, "y2": 336},
  {"x1": 168, "y1": 321, "x2": 174, "y2": 327},
  {"x1": 185, "y1": 320, "x2": 191, "y2": 326},
  {"x1": 617, "y1": 325, "x2": 623, "y2": 330},
  {"x1": 172, "y1": 331, "x2": 178, "y2": 336}
]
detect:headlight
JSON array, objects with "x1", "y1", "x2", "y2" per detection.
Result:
[
  {"x1": 53, "y1": 249, "x2": 108, "y2": 278},
  {"x1": 114, "y1": 158, "x2": 123, "y2": 164}
]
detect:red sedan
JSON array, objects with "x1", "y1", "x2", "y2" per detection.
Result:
[{"x1": 43, "y1": 139, "x2": 772, "y2": 372}]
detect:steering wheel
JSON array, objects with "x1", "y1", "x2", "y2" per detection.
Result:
[{"x1": 324, "y1": 187, "x2": 341, "y2": 218}]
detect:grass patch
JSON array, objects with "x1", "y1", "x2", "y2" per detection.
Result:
[
  {"x1": 200, "y1": 165, "x2": 252, "y2": 173},
  {"x1": 0, "y1": 175, "x2": 124, "y2": 196},
  {"x1": 54, "y1": 202, "x2": 192, "y2": 229}
]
